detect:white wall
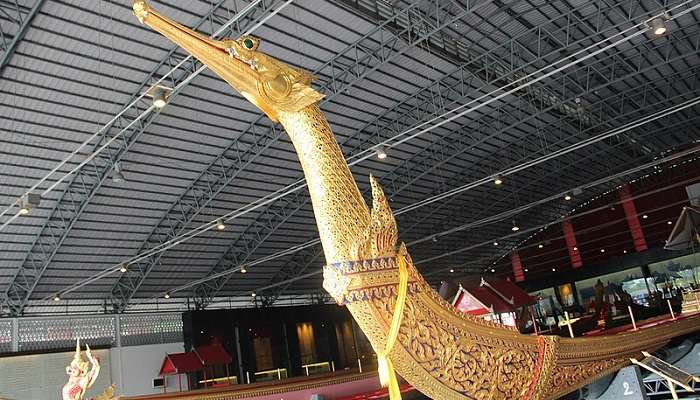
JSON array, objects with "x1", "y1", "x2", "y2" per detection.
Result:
[
  {"x1": 0, "y1": 348, "x2": 112, "y2": 400},
  {"x1": 109, "y1": 342, "x2": 185, "y2": 397}
]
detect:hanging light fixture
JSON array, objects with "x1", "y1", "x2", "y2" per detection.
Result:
[
  {"x1": 376, "y1": 146, "x2": 388, "y2": 160},
  {"x1": 118, "y1": 263, "x2": 128, "y2": 273},
  {"x1": 493, "y1": 241, "x2": 499, "y2": 246},
  {"x1": 449, "y1": 268, "x2": 454, "y2": 273},
  {"x1": 147, "y1": 85, "x2": 172, "y2": 108},
  {"x1": 564, "y1": 193, "x2": 572, "y2": 201},
  {"x1": 490, "y1": 268, "x2": 496, "y2": 273},
  {"x1": 216, "y1": 219, "x2": 226, "y2": 230},
  {"x1": 251, "y1": 292, "x2": 257, "y2": 297},
  {"x1": 152, "y1": 87, "x2": 168, "y2": 108},
  {"x1": 240, "y1": 267, "x2": 247, "y2": 274},
  {"x1": 18, "y1": 193, "x2": 41, "y2": 215},
  {"x1": 112, "y1": 163, "x2": 126, "y2": 183},
  {"x1": 164, "y1": 292, "x2": 171, "y2": 299},
  {"x1": 494, "y1": 175, "x2": 503, "y2": 185},
  {"x1": 649, "y1": 17, "x2": 667, "y2": 36},
  {"x1": 511, "y1": 220, "x2": 520, "y2": 232},
  {"x1": 538, "y1": 243, "x2": 544, "y2": 249},
  {"x1": 53, "y1": 294, "x2": 61, "y2": 302}
]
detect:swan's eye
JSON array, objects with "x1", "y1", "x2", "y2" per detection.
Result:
[{"x1": 243, "y1": 38, "x2": 255, "y2": 50}]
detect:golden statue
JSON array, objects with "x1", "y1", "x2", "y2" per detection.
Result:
[
  {"x1": 132, "y1": 2, "x2": 700, "y2": 399},
  {"x1": 63, "y1": 339, "x2": 116, "y2": 400}
]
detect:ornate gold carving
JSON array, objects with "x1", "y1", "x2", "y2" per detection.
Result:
[
  {"x1": 132, "y1": 3, "x2": 700, "y2": 399},
  {"x1": 353, "y1": 175, "x2": 398, "y2": 260}
]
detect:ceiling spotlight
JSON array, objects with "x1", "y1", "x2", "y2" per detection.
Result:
[
  {"x1": 490, "y1": 268, "x2": 496, "y2": 273},
  {"x1": 18, "y1": 193, "x2": 41, "y2": 215},
  {"x1": 642, "y1": 214, "x2": 648, "y2": 219},
  {"x1": 432, "y1": 236, "x2": 438, "y2": 243},
  {"x1": 538, "y1": 243, "x2": 544, "y2": 249},
  {"x1": 667, "y1": 221, "x2": 673, "y2": 225},
  {"x1": 53, "y1": 294, "x2": 61, "y2": 302},
  {"x1": 112, "y1": 163, "x2": 126, "y2": 183},
  {"x1": 151, "y1": 86, "x2": 169, "y2": 108},
  {"x1": 251, "y1": 292, "x2": 257, "y2": 297},
  {"x1": 573, "y1": 246, "x2": 578, "y2": 251},
  {"x1": 524, "y1": 268, "x2": 529, "y2": 272},
  {"x1": 623, "y1": 250, "x2": 628, "y2": 254},
  {"x1": 376, "y1": 146, "x2": 388, "y2": 160},
  {"x1": 600, "y1": 249, "x2": 605, "y2": 253},
  {"x1": 164, "y1": 292, "x2": 170, "y2": 299},
  {"x1": 240, "y1": 267, "x2": 247, "y2": 274},
  {"x1": 118, "y1": 264, "x2": 128, "y2": 273},
  {"x1": 564, "y1": 194, "x2": 572, "y2": 201},
  {"x1": 449, "y1": 268, "x2": 454, "y2": 273},
  {"x1": 511, "y1": 220, "x2": 520, "y2": 232},
  {"x1": 493, "y1": 242, "x2": 499, "y2": 246},
  {"x1": 649, "y1": 17, "x2": 667, "y2": 36},
  {"x1": 216, "y1": 219, "x2": 226, "y2": 230},
  {"x1": 552, "y1": 268, "x2": 556, "y2": 272},
  {"x1": 494, "y1": 175, "x2": 503, "y2": 185}
]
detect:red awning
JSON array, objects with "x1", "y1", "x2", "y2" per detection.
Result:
[
  {"x1": 194, "y1": 343, "x2": 232, "y2": 366},
  {"x1": 159, "y1": 352, "x2": 203, "y2": 376}
]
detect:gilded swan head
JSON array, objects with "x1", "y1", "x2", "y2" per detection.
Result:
[{"x1": 133, "y1": 1, "x2": 323, "y2": 122}]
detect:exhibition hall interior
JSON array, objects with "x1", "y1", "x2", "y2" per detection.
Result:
[{"x1": 0, "y1": 0, "x2": 699, "y2": 399}]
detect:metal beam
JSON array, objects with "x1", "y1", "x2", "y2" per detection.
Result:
[
  {"x1": 111, "y1": 0, "x2": 486, "y2": 311},
  {"x1": 0, "y1": 0, "x2": 286, "y2": 316},
  {"x1": 195, "y1": 0, "x2": 698, "y2": 306},
  {"x1": 0, "y1": 0, "x2": 46, "y2": 76}
]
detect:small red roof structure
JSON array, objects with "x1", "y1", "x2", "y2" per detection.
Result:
[
  {"x1": 159, "y1": 352, "x2": 203, "y2": 376},
  {"x1": 451, "y1": 277, "x2": 534, "y2": 315},
  {"x1": 193, "y1": 343, "x2": 232, "y2": 366}
]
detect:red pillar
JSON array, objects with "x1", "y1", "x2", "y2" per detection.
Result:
[
  {"x1": 512, "y1": 251, "x2": 525, "y2": 282},
  {"x1": 619, "y1": 185, "x2": 648, "y2": 252},
  {"x1": 562, "y1": 219, "x2": 582, "y2": 268}
]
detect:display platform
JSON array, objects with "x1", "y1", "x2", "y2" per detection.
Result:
[
  {"x1": 583, "y1": 311, "x2": 700, "y2": 337},
  {"x1": 123, "y1": 371, "x2": 419, "y2": 400}
]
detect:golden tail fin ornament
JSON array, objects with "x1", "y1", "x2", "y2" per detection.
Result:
[{"x1": 132, "y1": 2, "x2": 700, "y2": 399}]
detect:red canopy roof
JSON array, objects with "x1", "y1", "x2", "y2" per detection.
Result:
[
  {"x1": 159, "y1": 352, "x2": 202, "y2": 376},
  {"x1": 481, "y1": 278, "x2": 535, "y2": 308},
  {"x1": 194, "y1": 343, "x2": 232, "y2": 366},
  {"x1": 453, "y1": 277, "x2": 534, "y2": 315}
]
